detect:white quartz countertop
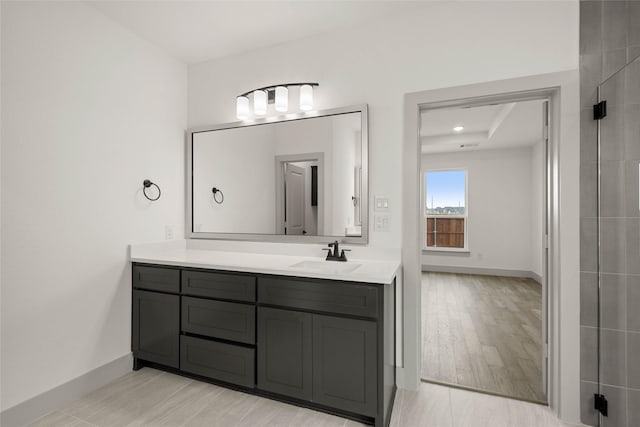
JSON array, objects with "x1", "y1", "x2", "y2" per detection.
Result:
[{"x1": 130, "y1": 243, "x2": 400, "y2": 285}]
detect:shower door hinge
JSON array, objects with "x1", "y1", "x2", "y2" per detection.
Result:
[
  {"x1": 593, "y1": 101, "x2": 607, "y2": 120},
  {"x1": 594, "y1": 393, "x2": 608, "y2": 417}
]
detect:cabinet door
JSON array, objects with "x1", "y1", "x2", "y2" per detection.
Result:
[
  {"x1": 257, "y1": 307, "x2": 312, "y2": 400},
  {"x1": 132, "y1": 290, "x2": 179, "y2": 368},
  {"x1": 312, "y1": 314, "x2": 377, "y2": 416}
]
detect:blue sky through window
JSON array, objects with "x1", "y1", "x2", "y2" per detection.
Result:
[{"x1": 425, "y1": 170, "x2": 466, "y2": 212}]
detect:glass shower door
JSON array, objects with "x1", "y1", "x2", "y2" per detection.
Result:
[{"x1": 593, "y1": 54, "x2": 640, "y2": 427}]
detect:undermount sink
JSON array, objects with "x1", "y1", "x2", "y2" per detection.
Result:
[{"x1": 289, "y1": 260, "x2": 362, "y2": 274}]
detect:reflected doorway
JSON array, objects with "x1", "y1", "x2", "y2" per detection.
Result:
[{"x1": 275, "y1": 153, "x2": 324, "y2": 236}]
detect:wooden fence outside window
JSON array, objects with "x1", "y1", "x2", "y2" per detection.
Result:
[{"x1": 425, "y1": 216, "x2": 465, "y2": 248}]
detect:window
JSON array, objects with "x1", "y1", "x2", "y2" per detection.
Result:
[{"x1": 424, "y1": 169, "x2": 467, "y2": 250}]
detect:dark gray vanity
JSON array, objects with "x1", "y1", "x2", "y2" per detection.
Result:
[{"x1": 131, "y1": 262, "x2": 396, "y2": 427}]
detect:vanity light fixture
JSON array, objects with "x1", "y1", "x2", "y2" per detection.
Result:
[
  {"x1": 453, "y1": 125, "x2": 465, "y2": 132},
  {"x1": 236, "y1": 83, "x2": 319, "y2": 120}
]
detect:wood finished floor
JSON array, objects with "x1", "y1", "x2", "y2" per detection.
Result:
[
  {"x1": 28, "y1": 368, "x2": 570, "y2": 427},
  {"x1": 421, "y1": 272, "x2": 546, "y2": 403}
]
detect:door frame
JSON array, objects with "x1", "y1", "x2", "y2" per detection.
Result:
[
  {"x1": 419, "y1": 97, "x2": 551, "y2": 402},
  {"x1": 275, "y1": 152, "x2": 325, "y2": 235},
  {"x1": 401, "y1": 70, "x2": 580, "y2": 421}
]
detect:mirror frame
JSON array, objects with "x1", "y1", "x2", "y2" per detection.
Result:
[{"x1": 185, "y1": 104, "x2": 369, "y2": 244}]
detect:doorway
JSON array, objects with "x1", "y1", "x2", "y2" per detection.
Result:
[
  {"x1": 418, "y1": 97, "x2": 551, "y2": 404},
  {"x1": 275, "y1": 153, "x2": 324, "y2": 236}
]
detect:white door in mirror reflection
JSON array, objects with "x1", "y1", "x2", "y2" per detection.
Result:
[{"x1": 284, "y1": 163, "x2": 305, "y2": 235}]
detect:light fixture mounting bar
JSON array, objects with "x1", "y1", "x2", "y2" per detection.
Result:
[{"x1": 238, "y1": 82, "x2": 319, "y2": 98}]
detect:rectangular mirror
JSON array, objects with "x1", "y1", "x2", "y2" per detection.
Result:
[{"x1": 186, "y1": 105, "x2": 368, "y2": 243}]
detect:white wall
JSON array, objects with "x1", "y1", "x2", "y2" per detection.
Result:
[
  {"x1": 421, "y1": 146, "x2": 543, "y2": 275},
  {"x1": 1, "y1": 1, "x2": 186, "y2": 412}
]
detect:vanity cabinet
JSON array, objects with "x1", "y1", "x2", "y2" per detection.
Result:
[{"x1": 131, "y1": 262, "x2": 395, "y2": 427}]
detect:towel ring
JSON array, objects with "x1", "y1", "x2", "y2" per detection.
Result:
[
  {"x1": 143, "y1": 179, "x2": 161, "y2": 201},
  {"x1": 212, "y1": 187, "x2": 224, "y2": 204}
]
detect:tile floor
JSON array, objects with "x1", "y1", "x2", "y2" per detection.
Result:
[{"x1": 28, "y1": 368, "x2": 574, "y2": 427}]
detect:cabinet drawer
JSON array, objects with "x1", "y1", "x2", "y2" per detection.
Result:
[
  {"x1": 258, "y1": 277, "x2": 379, "y2": 318},
  {"x1": 182, "y1": 271, "x2": 256, "y2": 302},
  {"x1": 180, "y1": 336, "x2": 255, "y2": 388},
  {"x1": 133, "y1": 265, "x2": 180, "y2": 293},
  {"x1": 182, "y1": 297, "x2": 255, "y2": 344}
]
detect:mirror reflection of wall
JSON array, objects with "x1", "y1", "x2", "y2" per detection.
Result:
[{"x1": 191, "y1": 110, "x2": 364, "y2": 238}]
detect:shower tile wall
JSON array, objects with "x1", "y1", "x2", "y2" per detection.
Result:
[{"x1": 580, "y1": 1, "x2": 640, "y2": 426}]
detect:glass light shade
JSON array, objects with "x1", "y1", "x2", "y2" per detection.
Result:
[
  {"x1": 299, "y1": 84, "x2": 313, "y2": 111},
  {"x1": 275, "y1": 86, "x2": 288, "y2": 112},
  {"x1": 253, "y1": 90, "x2": 267, "y2": 115},
  {"x1": 236, "y1": 96, "x2": 249, "y2": 120}
]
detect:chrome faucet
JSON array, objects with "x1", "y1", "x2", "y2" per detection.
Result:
[{"x1": 323, "y1": 240, "x2": 350, "y2": 262}]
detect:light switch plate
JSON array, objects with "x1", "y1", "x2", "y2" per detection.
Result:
[
  {"x1": 374, "y1": 214, "x2": 390, "y2": 232},
  {"x1": 375, "y1": 196, "x2": 390, "y2": 212}
]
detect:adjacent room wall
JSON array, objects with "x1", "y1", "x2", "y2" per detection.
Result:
[
  {"x1": 1, "y1": 0, "x2": 186, "y2": 417},
  {"x1": 421, "y1": 146, "x2": 542, "y2": 276}
]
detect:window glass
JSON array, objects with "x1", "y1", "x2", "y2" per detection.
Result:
[{"x1": 425, "y1": 170, "x2": 466, "y2": 249}]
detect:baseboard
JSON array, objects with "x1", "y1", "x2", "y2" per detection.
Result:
[
  {"x1": 1, "y1": 353, "x2": 132, "y2": 427},
  {"x1": 422, "y1": 264, "x2": 543, "y2": 284}
]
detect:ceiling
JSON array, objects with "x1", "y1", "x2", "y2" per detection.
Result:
[
  {"x1": 87, "y1": 1, "x2": 428, "y2": 64},
  {"x1": 420, "y1": 99, "x2": 544, "y2": 154}
]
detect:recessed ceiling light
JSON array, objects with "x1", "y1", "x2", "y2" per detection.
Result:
[{"x1": 453, "y1": 125, "x2": 464, "y2": 132}]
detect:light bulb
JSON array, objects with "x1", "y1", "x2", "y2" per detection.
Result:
[
  {"x1": 453, "y1": 125, "x2": 464, "y2": 132},
  {"x1": 275, "y1": 86, "x2": 288, "y2": 112},
  {"x1": 236, "y1": 96, "x2": 249, "y2": 120},
  {"x1": 254, "y1": 90, "x2": 267, "y2": 115},
  {"x1": 299, "y1": 84, "x2": 313, "y2": 111}
]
